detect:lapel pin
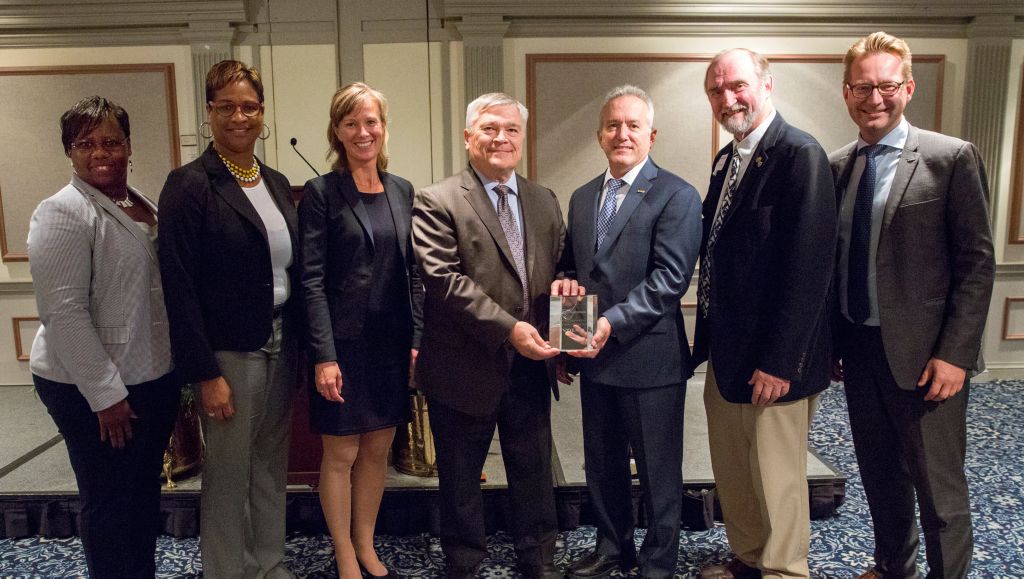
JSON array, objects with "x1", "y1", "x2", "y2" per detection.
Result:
[
  {"x1": 755, "y1": 155, "x2": 764, "y2": 168},
  {"x1": 637, "y1": 188, "x2": 647, "y2": 194}
]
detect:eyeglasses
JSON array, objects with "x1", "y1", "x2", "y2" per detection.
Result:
[
  {"x1": 208, "y1": 100, "x2": 263, "y2": 118},
  {"x1": 70, "y1": 138, "x2": 127, "y2": 152},
  {"x1": 846, "y1": 81, "x2": 906, "y2": 99}
]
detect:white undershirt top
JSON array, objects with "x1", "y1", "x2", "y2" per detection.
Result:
[{"x1": 241, "y1": 180, "x2": 293, "y2": 306}]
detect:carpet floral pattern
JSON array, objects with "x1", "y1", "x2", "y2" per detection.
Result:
[{"x1": 1, "y1": 381, "x2": 1021, "y2": 577}]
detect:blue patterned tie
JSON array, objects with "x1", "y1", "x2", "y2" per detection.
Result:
[
  {"x1": 848, "y1": 144, "x2": 886, "y2": 324},
  {"x1": 595, "y1": 178, "x2": 626, "y2": 250},
  {"x1": 698, "y1": 152, "x2": 742, "y2": 317}
]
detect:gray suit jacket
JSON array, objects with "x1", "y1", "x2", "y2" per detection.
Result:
[
  {"x1": 28, "y1": 174, "x2": 173, "y2": 411},
  {"x1": 412, "y1": 166, "x2": 565, "y2": 416},
  {"x1": 830, "y1": 125, "x2": 995, "y2": 389}
]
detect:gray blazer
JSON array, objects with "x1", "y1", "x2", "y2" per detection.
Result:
[
  {"x1": 28, "y1": 173, "x2": 173, "y2": 411},
  {"x1": 830, "y1": 125, "x2": 995, "y2": 388}
]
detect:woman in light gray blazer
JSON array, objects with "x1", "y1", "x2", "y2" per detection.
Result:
[{"x1": 27, "y1": 95, "x2": 180, "y2": 579}]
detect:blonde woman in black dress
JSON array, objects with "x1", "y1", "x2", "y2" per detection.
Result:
[{"x1": 299, "y1": 82, "x2": 422, "y2": 579}]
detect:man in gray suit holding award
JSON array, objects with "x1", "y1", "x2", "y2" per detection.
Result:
[
  {"x1": 831, "y1": 32, "x2": 995, "y2": 579},
  {"x1": 553, "y1": 85, "x2": 702, "y2": 579},
  {"x1": 413, "y1": 93, "x2": 564, "y2": 579}
]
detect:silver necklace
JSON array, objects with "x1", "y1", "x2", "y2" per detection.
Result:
[{"x1": 111, "y1": 193, "x2": 134, "y2": 208}]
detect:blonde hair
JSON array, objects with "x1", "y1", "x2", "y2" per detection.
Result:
[
  {"x1": 326, "y1": 82, "x2": 389, "y2": 172},
  {"x1": 843, "y1": 31, "x2": 913, "y2": 84}
]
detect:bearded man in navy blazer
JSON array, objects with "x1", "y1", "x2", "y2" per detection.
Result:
[
  {"x1": 831, "y1": 32, "x2": 994, "y2": 579},
  {"x1": 694, "y1": 49, "x2": 837, "y2": 579},
  {"x1": 553, "y1": 85, "x2": 702, "y2": 579}
]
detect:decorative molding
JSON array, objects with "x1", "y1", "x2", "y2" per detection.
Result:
[
  {"x1": 0, "y1": 282, "x2": 34, "y2": 295},
  {"x1": 0, "y1": 1, "x2": 247, "y2": 29},
  {"x1": 1010, "y1": 63, "x2": 1024, "y2": 244},
  {"x1": 11, "y1": 317, "x2": 39, "y2": 362},
  {"x1": 1003, "y1": 297, "x2": 1024, "y2": 340},
  {"x1": 455, "y1": 15, "x2": 509, "y2": 100},
  {"x1": 443, "y1": 0, "x2": 1024, "y2": 38},
  {"x1": 961, "y1": 24, "x2": 1012, "y2": 203}
]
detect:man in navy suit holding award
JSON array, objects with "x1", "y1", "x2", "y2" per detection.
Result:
[{"x1": 554, "y1": 85, "x2": 702, "y2": 579}]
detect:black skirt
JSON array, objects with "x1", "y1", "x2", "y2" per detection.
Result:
[{"x1": 309, "y1": 335, "x2": 411, "y2": 436}]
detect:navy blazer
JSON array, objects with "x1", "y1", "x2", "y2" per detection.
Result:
[
  {"x1": 558, "y1": 158, "x2": 702, "y2": 387},
  {"x1": 692, "y1": 114, "x2": 837, "y2": 403},
  {"x1": 158, "y1": 144, "x2": 301, "y2": 384},
  {"x1": 298, "y1": 169, "x2": 424, "y2": 365}
]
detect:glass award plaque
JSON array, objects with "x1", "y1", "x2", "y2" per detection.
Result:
[{"x1": 549, "y1": 295, "x2": 597, "y2": 351}]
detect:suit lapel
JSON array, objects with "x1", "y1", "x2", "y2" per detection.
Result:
[
  {"x1": 881, "y1": 125, "x2": 921, "y2": 232},
  {"x1": 202, "y1": 147, "x2": 268, "y2": 242},
  {"x1": 463, "y1": 169, "x2": 518, "y2": 272},
  {"x1": 593, "y1": 159, "x2": 656, "y2": 262},
  {"x1": 79, "y1": 178, "x2": 158, "y2": 263},
  {"x1": 383, "y1": 172, "x2": 408, "y2": 260},
  {"x1": 337, "y1": 170, "x2": 375, "y2": 249},
  {"x1": 720, "y1": 114, "x2": 784, "y2": 228},
  {"x1": 834, "y1": 145, "x2": 857, "y2": 209}
]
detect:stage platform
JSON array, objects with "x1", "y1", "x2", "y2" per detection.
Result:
[{"x1": 0, "y1": 376, "x2": 845, "y2": 538}]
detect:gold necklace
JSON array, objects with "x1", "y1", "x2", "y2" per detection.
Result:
[{"x1": 217, "y1": 152, "x2": 260, "y2": 183}]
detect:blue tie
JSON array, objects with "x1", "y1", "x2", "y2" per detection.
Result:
[
  {"x1": 596, "y1": 178, "x2": 626, "y2": 249},
  {"x1": 848, "y1": 144, "x2": 885, "y2": 324}
]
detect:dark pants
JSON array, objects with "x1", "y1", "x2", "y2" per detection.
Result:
[
  {"x1": 428, "y1": 355, "x2": 558, "y2": 574},
  {"x1": 838, "y1": 323, "x2": 972, "y2": 579},
  {"x1": 580, "y1": 378, "x2": 686, "y2": 579},
  {"x1": 34, "y1": 372, "x2": 181, "y2": 579}
]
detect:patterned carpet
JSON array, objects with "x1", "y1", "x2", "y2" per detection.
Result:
[{"x1": 1, "y1": 380, "x2": 1022, "y2": 578}]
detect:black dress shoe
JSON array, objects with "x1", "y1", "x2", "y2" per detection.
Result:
[
  {"x1": 444, "y1": 565, "x2": 478, "y2": 579},
  {"x1": 567, "y1": 551, "x2": 637, "y2": 578},
  {"x1": 359, "y1": 561, "x2": 391, "y2": 578},
  {"x1": 517, "y1": 562, "x2": 565, "y2": 579}
]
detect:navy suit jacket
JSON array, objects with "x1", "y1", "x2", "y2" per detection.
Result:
[
  {"x1": 559, "y1": 158, "x2": 702, "y2": 387},
  {"x1": 692, "y1": 114, "x2": 837, "y2": 403}
]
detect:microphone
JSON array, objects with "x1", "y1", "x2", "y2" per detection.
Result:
[{"x1": 290, "y1": 137, "x2": 320, "y2": 178}]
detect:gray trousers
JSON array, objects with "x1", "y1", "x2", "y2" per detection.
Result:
[
  {"x1": 839, "y1": 322, "x2": 972, "y2": 579},
  {"x1": 200, "y1": 316, "x2": 297, "y2": 579}
]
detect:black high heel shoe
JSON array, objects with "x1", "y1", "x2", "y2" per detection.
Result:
[{"x1": 358, "y1": 561, "x2": 392, "y2": 579}]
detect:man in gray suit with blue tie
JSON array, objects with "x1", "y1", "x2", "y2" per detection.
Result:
[
  {"x1": 554, "y1": 85, "x2": 702, "y2": 579},
  {"x1": 831, "y1": 31, "x2": 995, "y2": 579}
]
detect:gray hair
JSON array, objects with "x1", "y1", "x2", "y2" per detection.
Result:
[
  {"x1": 706, "y1": 48, "x2": 772, "y2": 84},
  {"x1": 600, "y1": 84, "x2": 654, "y2": 128},
  {"x1": 465, "y1": 92, "x2": 529, "y2": 129}
]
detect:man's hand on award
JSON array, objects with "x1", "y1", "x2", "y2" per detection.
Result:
[
  {"x1": 510, "y1": 321, "x2": 561, "y2": 360},
  {"x1": 550, "y1": 278, "x2": 586, "y2": 297},
  {"x1": 315, "y1": 361, "x2": 345, "y2": 403},
  {"x1": 566, "y1": 316, "x2": 610, "y2": 358}
]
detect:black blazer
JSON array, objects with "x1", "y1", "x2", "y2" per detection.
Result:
[
  {"x1": 298, "y1": 169, "x2": 424, "y2": 365},
  {"x1": 158, "y1": 144, "x2": 301, "y2": 384},
  {"x1": 558, "y1": 158, "x2": 702, "y2": 387},
  {"x1": 692, "y1": 114, "x2": 837, "y2": 403}
]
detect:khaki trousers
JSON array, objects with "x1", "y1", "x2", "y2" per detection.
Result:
[{"x1": 704, "y1": 362, "x2": 817, "y2": 579}]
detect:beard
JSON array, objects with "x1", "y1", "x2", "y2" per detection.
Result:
[
  {"x1": 717, "y1": 89, "x2": 768, "y2": 137},
  {"x1": 719, "y1": 104, "x2": 757, "y2": 136}
]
